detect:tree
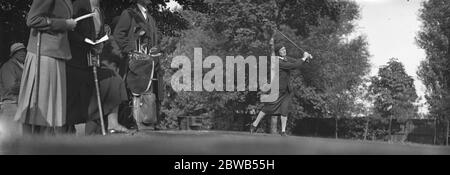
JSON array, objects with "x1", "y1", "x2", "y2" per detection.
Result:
[
  {"x1": 370, "y1": 58, "x2": 418, "y2": 141},
  {"x1": 0, "y1": 0, "x2": 32, "y2": 63},
  {"x1": 417, "y1": 0, "x2": 450, "y2": 145},
  {"x1": 288, "y1": 1, "x2": 370, "y2": 135},
  {"x1": 158, "y1": 10, "x2": 241, "y2": 130}
]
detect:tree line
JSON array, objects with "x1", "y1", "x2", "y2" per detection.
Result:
[{"x1": 417, "y1": 0, "x2": 450, "y2": 145}]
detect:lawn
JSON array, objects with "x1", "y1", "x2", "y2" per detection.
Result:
[{"x1": 1, "y1": 130, "x2": 449, "y2": 155}]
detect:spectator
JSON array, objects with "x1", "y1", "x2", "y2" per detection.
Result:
[
  {"x1": 0, "y1": 43, "x2": 26, "y2": 101},
  {"x1": 249, "y1": 46, "x2": 312, "y2": 136},
  {"x1": 0, "y1": 43, "x2": 26, "y2": 125},
  {"x1": 66, "y1": 0, "x2": 106, "y2": 134},
  {"x1": 114, "y1": 0, "x2": 164, "y2": 131},
  {"x1": 14, "y1": 0, "x2": 77, "y2": 135}
]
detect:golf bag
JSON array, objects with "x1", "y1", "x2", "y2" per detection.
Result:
[{"x1": 126, "y1": 46, "x2": 160, "y2": 127}]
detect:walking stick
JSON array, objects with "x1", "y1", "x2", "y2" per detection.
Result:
[
  {"x1": 89, "y1": 52, "x2": 106, "y2": 136},
  {"x1": 32, "y1": 31, "x2": 42, "y2": 134}
]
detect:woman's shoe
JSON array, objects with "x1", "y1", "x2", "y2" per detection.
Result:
[
  {"x1": 108, "y1": 126, "x2": 130, "y2": 134},
  {"x1": 108, "y1": 129, "x2": 127, "y2": 134},
  {"x1": 280, "y1": 132, "x2": 287, "y2": 136}
]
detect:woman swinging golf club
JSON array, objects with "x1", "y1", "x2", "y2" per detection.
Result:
[{"x1": 250, "y1": 45, "x2": 313, "y2": 136}]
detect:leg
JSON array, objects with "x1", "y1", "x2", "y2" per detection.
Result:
[
  {"x1": 22, "y1": 123, "x2": 35, "y2": 135},
  {"x1": 59, "y1": 125, "x2": 76, "y2": 135},
  {"x1": 85, "y1": 117, "x2": 108, "y2": 135},
  {"x1": 250, "y1": 111, "x2": 266, "y2": 133},
  {"x1": 23, "y1": 125, "x2": 70, "y2": 136},
  {"x1": 252, "y1": 111, "x2": 266, "y2": 127},
  {"x1": 108, "y1": 107, "x2": 129, "y2": 132},
  {"x1": 132, "y1": 96, "x2": 142, "y2": 130},
  {"x1": 85, "y1": 120, "x2": 100, "y2": 135},
  {"x1": 280, "y1": 115, "x2": 287, "y2": 136},
  {"x1": 22, "y1": 124, "x2": 54, "y2": 135},
  {"x1": 42, "y1": 125, "x2": 75, "y2": 135},
  {"x1": 117, "y1": 101, "x2": 136, "y2": 129},
  {"x1": 66, "y1": 66, "x2": 91, "y2": 126}
]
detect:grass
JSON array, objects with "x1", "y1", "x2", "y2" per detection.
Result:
[{"x1": 1, "y1": 130, "x2": 450, "y2": 155}]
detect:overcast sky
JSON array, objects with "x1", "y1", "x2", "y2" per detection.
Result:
[{"x1": 353, "y1": 0, "x2": 427, "y2": 113}]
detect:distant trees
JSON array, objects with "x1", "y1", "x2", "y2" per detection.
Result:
[
  {"x1": 370, "y1": 58, "x2": 418, "y2": 141},
  {"x1": 0, "y1": 0, "x2": 32, "y2": 62}
]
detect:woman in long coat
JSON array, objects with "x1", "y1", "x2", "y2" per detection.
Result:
[
  {"x1": 66, "y1": 0, "x2": 106, "y2": 132},
  {"x1": 14, "y1": 0, "x2": 77, "y2": 135},
  {"x1": 249, "y1": 46, "x2": 312, "y2": 136}
]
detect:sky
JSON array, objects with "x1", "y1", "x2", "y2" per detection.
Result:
[
  {"x1": 166, "y1": 0, "x2": 429, "y2": 114},
  {"x1": 353, "y1": 0, "x2": 428, "y2": 113}
]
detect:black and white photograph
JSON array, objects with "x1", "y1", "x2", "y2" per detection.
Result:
[{"x1": 1, "y1": 0, "x2": 450, "y2": 163}]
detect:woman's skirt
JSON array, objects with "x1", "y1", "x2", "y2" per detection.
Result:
[
  {"x1": 66, "y1": 66, "x2": 93, "y2": 125},
  {"x1": 261, "y1": 91, "x2": 292, "y2": 116},
  {"x1": 14, "y1": 52, "x2": 66, "y2": 127}
]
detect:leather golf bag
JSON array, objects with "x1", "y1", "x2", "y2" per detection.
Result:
[{"x1": 126, "y1": 41, "x2": 159, "y2": 127}]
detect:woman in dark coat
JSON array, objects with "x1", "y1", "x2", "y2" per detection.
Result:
[
  {"x1": 66, "y1": 0, "x2": 105, "y2": 133},
  {"x1": 250, "y1": 46, "x2": 312, "y2": 136},
  {"x1": 14, "y1": 0, "x2": 77, "y2": 134}
]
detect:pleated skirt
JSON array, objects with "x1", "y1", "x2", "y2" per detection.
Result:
[
  {"x1": 261, "y1": 91, "x2": 293, "y2": 116},
  {"x1": 14, "y1": 52, "x2": 66, "y2": 127}
]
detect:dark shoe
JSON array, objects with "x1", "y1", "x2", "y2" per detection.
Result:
[{"x1": 280, "y1": 132, "x2": 287, "y2": 137}]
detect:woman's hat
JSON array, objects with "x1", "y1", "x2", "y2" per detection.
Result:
[{"x1": 9, "y1": 43, "x2": 26, "y2": 56}]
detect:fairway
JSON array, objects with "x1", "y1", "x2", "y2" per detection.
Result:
[{"x1": 1, "y1": 131, "x2": 449, "y2": 155}]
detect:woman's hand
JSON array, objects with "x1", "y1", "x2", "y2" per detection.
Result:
[
  {"x1": 302, "y1": 52, "x2": 313, "y2": 61},
  {"x1": 275, "y1": 56, "x2": 286, "y2": 60},
  {"x1": 66, "y1": 19, "x2": 77, "y2": 30}
]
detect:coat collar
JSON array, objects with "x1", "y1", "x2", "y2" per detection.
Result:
[
  {"x1": 132, "y1": 4, "x2": 148, "y2": 22},
  {"x1": 137, "y1": 4, "x2": 148, "y2": 16}
]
